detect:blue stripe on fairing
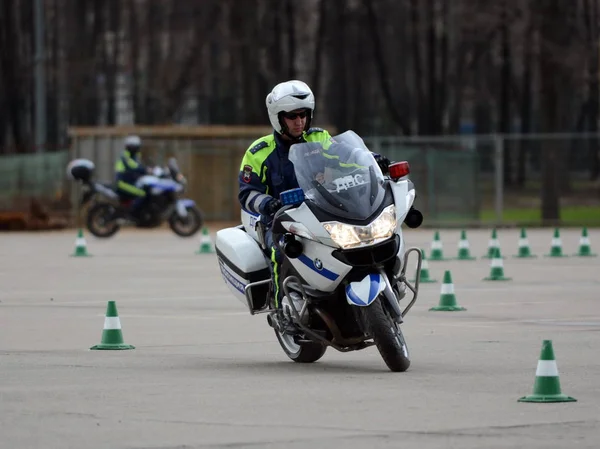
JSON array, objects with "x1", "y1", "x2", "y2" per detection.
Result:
[
  {"x1": 218, "y1": 260, "x2": 245, "y2": 294},
  {"x1": 297, "y1": 254, "x2": 339, "y2": 281}
]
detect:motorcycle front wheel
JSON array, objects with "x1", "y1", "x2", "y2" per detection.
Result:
[
  {"x1": 168, "y1": 205, "x2": 203, "y2": 237},
  {"x1": 359, "y1": 297, "x2": 410, "y2": 372},
  {"x1": 86, "y1": 203, "x2": 120, "y2": 238}
]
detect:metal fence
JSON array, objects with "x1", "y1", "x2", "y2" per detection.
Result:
[
  {"x1": 3, "y1": 129, "x2": 599, "y2": 227},
  {"x1": 0, "y1": 149, "x2": 71, "y2": 214},
  {"x1": 69, "y1": 134, "x2": 249, "y2": 221},
  {"x1": 376, "y1": 133, "x2": 600, "y2": 227}
]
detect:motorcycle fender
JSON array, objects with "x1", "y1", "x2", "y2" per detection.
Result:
[
  {"x1": 345, "y1": 274, "x2": 386, "y2": 306},
  {"x1": 176, "y1": 199, "x2": 195, "y2": 217}
]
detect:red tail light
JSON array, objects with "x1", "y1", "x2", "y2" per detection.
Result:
[{"x1": 389, "y1": 161, "x2": 410, "y2": 180}]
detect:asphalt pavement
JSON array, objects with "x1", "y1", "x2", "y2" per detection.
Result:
[{"x1": 1, "y1": 226, "x2": 599, "y2": 448}]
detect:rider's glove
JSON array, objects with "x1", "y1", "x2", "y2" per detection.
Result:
[
  {"x1": 264, "y1": 198, "x2": 283, "y2": 216},
  {"x1": 373, "y1": 154, "x2": 391, "y2": 174}
]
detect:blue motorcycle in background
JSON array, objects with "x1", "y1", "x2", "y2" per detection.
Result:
[{"x1": 67, "y1": 157, "x2": 203, "y2": 238}]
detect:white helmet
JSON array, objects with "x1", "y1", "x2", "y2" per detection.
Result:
[
  {"x1": 124, "y1": 135, "x2": 141, "y2": 147},
  {"x1": 265, "y1": 80, "x2": 315, "y2": 135},
  {"x1": 124, "y1": 134, "x2": 142, "y2": 156}
]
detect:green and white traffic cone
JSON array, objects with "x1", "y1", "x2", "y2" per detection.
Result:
[
  {"x1": 90, "y1": 301, "x2": 135, "y2": 350},
  {"x1": 429, "y1": 270, "x2": 466, "y2": 311},
  {"x1": 545, "y1": 228, "x2": 568, "y2": 258},
  {"x1": 484, "y1": 247, "x2": 511, "y2": 281},
  {"x1": 573, "y1": 227, "x2": 597, "y2": 257},
  {"x1": 71, "y1": 228, "x2": 92, "y2": 257},
  {"x1": 513, "y1": 227, "x2": 537, "y2": 258},
  {"x1": 429, "y1": 231, "x2": 449, "y2": 261},
  {"x1": 518, "y1": 340, "x2": 576, "y2": 403},
  {"x1": 455, "y1": 230, "x2": 476, "y2": 260},
  {"x1": 195, "y1": 227, "x2": 214, "y2": 254},
  {"x1": 411, "y1": 248, "x2": 437, "y2": 283},
  {"x1": 482, "y1": 228, "x2": 503, "y2": 259}
]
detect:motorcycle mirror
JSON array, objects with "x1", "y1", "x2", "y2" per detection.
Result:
[
  {"x1": 282, "y1": 234, "x2": 303, "y2": 259},
  {"x1": 404, "y1": 208, "x2": 423, "y2": 229}
]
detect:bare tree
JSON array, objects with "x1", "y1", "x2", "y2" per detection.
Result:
[
  {"x1": 2, "y1": 0, "x2": 600, "y2": 164},
  {"x1": 537, "y1": 0, "x2": 573, "y2": 223},
  {"x1": 583, "y1": 0, "x2": 600, "y2": 180}
]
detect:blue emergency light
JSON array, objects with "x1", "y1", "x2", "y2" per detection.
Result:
[{"x1": 280, "y1": 188, "x2": 305, "y2": 206}]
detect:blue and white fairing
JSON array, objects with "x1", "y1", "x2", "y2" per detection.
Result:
[{"x1": 345, "y1": 274, "x2": 387, "y2": 306}]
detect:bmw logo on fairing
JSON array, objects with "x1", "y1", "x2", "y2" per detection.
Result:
[{"x1": 314, "y1": 258, "x2": 323, "y2": 270}]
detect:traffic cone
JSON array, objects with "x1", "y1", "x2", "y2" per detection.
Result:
[
  {"x1": 545, "y1": 228, "x2": 568, "y2": 258},
  {"x1": 429, "y1": 231, "x2": 449, "y2": 261},
  {"x1": 484, "y1": 247, "x2": 511, "y2": 281},
  {"x1": 90, "y1": 301, "x2": 135, "y2": 350},
  {"x1": 482, "y1": 228, "x2": 503, "y2": 259},
  {"x1": 513, "y1": 227, "x2": 537, "y2": 258},
  {"x1": 71, "y1": 228, "x2": 92, "y2": 257},
  {"x1": 411, "y1": 249, "x2": 437, "y2": 283},
  {"x1": 573, "y1": 227, "x2": 597, "y2": 257},
  {"x1": 455, "y1": 230, "x2": 476, "y2": 260},
  {"x1": 429, "y1": 270, "x2": 466, "y2": 311},
  {"x1": 195, "y1": 227, "x2": 214, "y2": 254},
  {"x1": 518, "y1": 340, "x2": 576, "y2": 403}
]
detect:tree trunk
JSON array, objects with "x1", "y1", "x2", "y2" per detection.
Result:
[
  {"x1": 499, "y1": 1, "x2": 512, "y2": 186},
  {"x1": 0, "y1": 0, "x2": 28, "y2": 152},
  {"x1": 105, "y1": 0, "x2": 120, "y2": 125},
  {"x1": 438, "y1": 0, "x2": 449, "y2": 134},
  {"x1": 584, "y1": 0, "x2": 600, "y2": 180},
  {"x1": 285, "y1": 0, "x2": 296, "y2": 79},
  {"x1": 365, "y1": 0, "x2": 411, "y2": 135},
  {"x1": 538, "y1": 0, "x2": 562, "y2": 224},
  {"x1": 517, "y1": 13, "x2": 533, "y2": 187},
  {"x1": 410, "y1": 0, "x2": 425, "y2": 134},
  {"x1": 311, "y1": 0, "x2": 327, "y2": 100},
  {"x1": 426, "y1": 0, "x2": 437, "y2": 134}
]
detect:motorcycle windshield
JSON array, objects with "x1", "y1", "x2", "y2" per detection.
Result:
[{"x1": 288, "y1": 130, "x2": 386, "y2": 221}]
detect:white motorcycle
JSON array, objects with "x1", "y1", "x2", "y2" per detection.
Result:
[{"x1": 215, "y1": 130, "x2": 424, "y2": 372}]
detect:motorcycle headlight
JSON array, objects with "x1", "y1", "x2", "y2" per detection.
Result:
[{"x1": 322, "y1": 205, "x2": 397, "y2": 249}]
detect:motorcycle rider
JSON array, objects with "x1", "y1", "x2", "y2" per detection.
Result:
[
  {"x1": 115, "y1": 135, "x2": 152, "y2": 219},
  {"x1": 237, "y1": 80, "x2": 392, "y2": 320}
]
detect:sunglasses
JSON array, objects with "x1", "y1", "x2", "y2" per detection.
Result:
[{"x1": 282, "y1": 110, "x2": 309, "y2": 120}]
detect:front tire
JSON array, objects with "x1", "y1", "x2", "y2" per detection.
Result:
[
  {"x1": 86, "y1": 203, "x2": 120, "y2": 238},
  {"x1": 360, "y1": 297, "x2": 410, "y2": 372},
  {"x1": 169, "y1": 205, "x2": 203, "y2": 237},
  {"x1": 274, "y1": 329, "x2": 327, "y2": 363}
]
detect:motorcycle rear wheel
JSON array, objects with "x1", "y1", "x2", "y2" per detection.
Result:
[
  {"x1": 359, "y1": 297, "x2": 410, "y2": 372},
  {"x1": 274, "y1": 328, "x2": 327, "y2": 363},
  {"x1": 86, "y1": 203, "x2": 120, "y2": 238},
  {"x1": 168, "y1": 206, "x2": 203, "y2": 237}
]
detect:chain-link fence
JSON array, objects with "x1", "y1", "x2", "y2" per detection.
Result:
[
  {"x1": 371, "y1": 133, "x2": 600, "y2": 227},
  {"x1": 0, "y1": 150, "x2": 71, "y2": 210},
  {"x1": 3, "y1": 129, "x2": 599, "y2": 228}
]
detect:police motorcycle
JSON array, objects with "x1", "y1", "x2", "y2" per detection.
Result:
[
  {"x1": 66, "y1": 157, "x2": 203, "y2": 238},
  {"x1": 215, "y1": 130, "x2": 424, "y2": 372}
]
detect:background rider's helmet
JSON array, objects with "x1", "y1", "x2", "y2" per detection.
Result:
[
  {"x1": 124, "y1": 135, "x2": 142, "y2": 157},
  {"x1": 265, "y1": 80, "x2": 315, "y2": 137}
]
